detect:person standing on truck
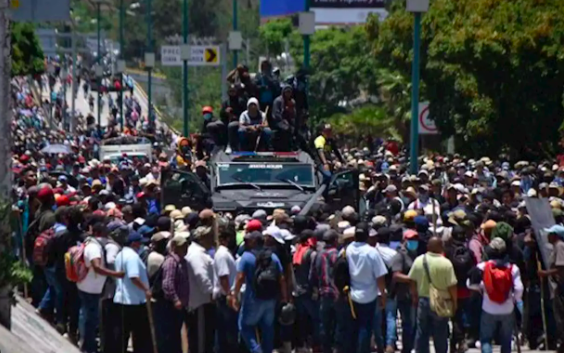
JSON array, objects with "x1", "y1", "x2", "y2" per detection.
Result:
[{"x1": 314, "y1": 124, "x2": 344, "y2": 174}]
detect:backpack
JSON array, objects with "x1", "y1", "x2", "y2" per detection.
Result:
[
  {"x1": 449, "y1": 243, "x2": 476, "y2": 286},
  {"x1": 65, "y1": 237, "x2": 98, "y2": 283},
  {"x1": 150, "y1": 264, "x2": 165, "y2": 301},
  {"x1": 32, "y1": 228, "x2": 56, "y2": 267},
  {"x1": 294, "y1": 248, "x2": 315, "y2": 296},
  {"x1": 333, "y1": 249, "x2": 351, "y2": 295},
  {"x1": 252, "y1": 249, "x2": 280, "y2": 300},
  {"x1": 483, "y1": 261, "x2": 513, "y2": 304}
]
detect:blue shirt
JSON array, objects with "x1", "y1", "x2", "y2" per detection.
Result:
[
  {"x1": 237, "y1": 249, "x2": 282, "y2": 301},
  {"x1": 114, "y1": 247, "x2": 149, "y2": 305}
]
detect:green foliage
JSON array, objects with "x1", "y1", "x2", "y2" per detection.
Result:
[
  {"x1": 11, "y1": 22, "x2": 44, "y2": 77},
  {"x1": 161, "y1": 66, "x2": 222, "y2": 133},
  {"x1": 0, "y1": 254, "x2": 32, "y2": 288},
  {"x1": 258, "y1": 18, "x2": 299, "y2": 56},
  {"x1": 329, "y1": 105, "x2": 400, "y2": 141},
  {"x1": 369, "y1": 0, "x2": 564, "y2": 156}
]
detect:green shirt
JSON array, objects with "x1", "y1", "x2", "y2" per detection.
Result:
[{"x1": 408, "y1": 252, "x2": 457, "y2": 298}]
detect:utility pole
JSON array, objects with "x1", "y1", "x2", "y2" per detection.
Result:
[
  {"x1": 182, "y1": 0, "x2": 189, "y2": 136},
  {"x1": 119, "y1": 0, "x2": 124, "y2": 130},
  {"x1": 0, "y1": 0, "x2": 14, "y2": 330},
  {"x1": 71, "y1": 21, "x2": 77, "y2": 133},
  {"x1": 303, "y1": 0, "x2": 311, "y2": 69},
  {"x1": 96, "y1": 1, "x2": 101, "y2": 128},
  {"x1": 232, "y1": 0, "x2": 238, "y2": 68},
  {"x1": 406, "y1": 0, "x2": 428, "y2": 174},
  {"x1": 146, "y1": 0, "x2": 153, "y2": 123}
]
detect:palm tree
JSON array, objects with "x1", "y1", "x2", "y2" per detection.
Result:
[{"x1": 377, "y1": 69, "x2": 412, "y2": 141}]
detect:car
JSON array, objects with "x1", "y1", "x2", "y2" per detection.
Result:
[{"x1": 161, "y1": 150, "x2": 360, "y2": 215}]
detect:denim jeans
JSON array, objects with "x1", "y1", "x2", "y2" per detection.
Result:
[
  {"x1": 397, "y1": 300, "x2": 415, "y2": 353},
  {"x1": 238, "y1": 296, "x2": 277, "y2": 353},
  {"x1": 39, "y1": 266, "x2": 64, "y2": 325},
  {"x1": 79, "y1": 291, "x2": 100, "y2": 353},
  {"x1": 238, "y1": 127, "x2": 272, "y2": 150},
  {"x1": 295, "y1": 295, "x2": 320, "y2": 348},
  {"x1": 215, "y1": 296, "x2": 239, "y2": 353},
  {"x1": 349, "y1": 299, "x2": 377, "y2": 353},
  {"x1": 415, "y1": 297, "x2": 449, "y2": 353},
  {"x1": 479, "y1": 311, "x2": 514, "y2": 353},
  {"x1": 320, "y1": 296, "x2": 338, "y2": 353},
  {"x1": 373, "y1": 296, "x2": 397, "y2": 350}
]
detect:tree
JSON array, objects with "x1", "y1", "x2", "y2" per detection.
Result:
[
  {"x1": 368, "y1": 0, "x2": 564, "y2": 157},
  {"x1": 329, "y1": 105, "x2": 399, "y2": 144},
  {"x1": 11, "y1": 22, "x2": 44, "y2": 77}
]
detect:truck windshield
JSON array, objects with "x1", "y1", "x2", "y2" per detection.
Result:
[{"x1": 216, "y1": 163, "x2": 315, "y2": 187}]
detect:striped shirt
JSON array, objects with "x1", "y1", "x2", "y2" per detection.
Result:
[
  {"x1": 310, "y1": 247, "x2": 339, "y2": 299},
  {"x1": 162, "y1": 253, "x2": 190, "y2": 307}
]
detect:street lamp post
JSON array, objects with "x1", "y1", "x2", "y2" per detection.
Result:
[
  {"x1": 146, "y1": 0, "x2": 153, "y2": 124},
  {"x1": 303, "y1": 0, "x2": 311, "y2": 69},
  {"x1": 182, "y1": 0, "x2": 189, "y2": 136},
  {"x1": 407, "y1": 0, "x2": 429, "y2": 174},
  {"x1": 299, "y1": 3, "x2": 315, "y2": 126},
  {"x1": 232, "y1": 0, "x2": 238, "y2": 68},
  {"x1": 119, "y1": 0, "x2": 125, "y2": 130},
  {"x1": 96, "y1": 1, "x2": 102, "y2": 129}
]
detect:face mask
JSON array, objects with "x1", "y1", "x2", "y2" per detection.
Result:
[
  {"x1": 203, "y1": 113, "x2": 213, "y2": 121},
  {"x1": 419, "y1": 193, "x2": 429, "y2": 202},
  {"x1": 406, "y1": 240, "x2": 419, "y2": 251}
]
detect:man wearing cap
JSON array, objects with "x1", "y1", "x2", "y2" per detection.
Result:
[
  {"x1": 345, "y1": 222, "x2": 388, "y2": 353},
  {"x1": 311, "y1": 230, "x2": 340, "y2": 353},
  {"x1": 231, "y1": 230, "x2": 288, "y2": 353},
  {"x1": 148, "y1": 231, "x2": 170, "y2": 278},
  {"x1": 154, "y1": 235, "x2": 190, "y2": 353},
  {"x1": 214, "y1": 225, "x2": 238, "y2": 352},
  {"x1": 539, "y1": 224, "x2": 564, "y2": 353},
  {"x1": 77, "y1": 222, "x2": 125, "y2": 353},
  {"x1": 185, "y1": 226, "x2": 216, "y2": 353},
  {"x1": 113, "y1": 231, "x2": 153, "y2": 353},
  {"x1": 407, "y1": 184, "x2": 440, "y2": 214}
]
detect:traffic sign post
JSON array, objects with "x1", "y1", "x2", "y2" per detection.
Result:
[
  {"x1": 161, "y1": 45, "x2": 221, "y2": 67},
  {"x1": 418, "y1": 101, "x2": 438, "y2": 135}
]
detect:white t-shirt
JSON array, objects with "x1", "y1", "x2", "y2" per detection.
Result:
[
  {"x1": 213, "y1": 245, "x2": 237, "y2": 298},
  {"x1": 77, "y1": 239, "x2": 107, "y2": 295},
  {"x1": 346, "y1": 242, "x2": 388, "y2": 304}
]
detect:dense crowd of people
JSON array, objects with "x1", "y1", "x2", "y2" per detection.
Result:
[{"x1": 9, "y1": 61, "x2": 564, "y2": 353}]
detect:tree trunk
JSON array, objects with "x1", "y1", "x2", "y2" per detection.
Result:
[{"x1": 0, "y1": 0, "x2": 14, "y2": 331}]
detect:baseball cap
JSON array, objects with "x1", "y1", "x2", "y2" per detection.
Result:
[
  {"x1": 264, "y1": 226, "x2": 284, "y2": 244},
  {"x1": 151, "y1": 231, "x2": 172, "y2": 243},
  {"x1": 127, "y1": 231, "x2": 149, "y2": 244},
  {"x1": 252, "y1": 209, "x2": 267, "y2": 220},
  {"x1": 246, "y1": 219, "x2": 263, "y2": 232},
  {"x1": 544, "y1": 224, "x2": 564, "y2": 238},
  {"x1": 384, "y1": 185, "x2": 397, "y2": 193}
]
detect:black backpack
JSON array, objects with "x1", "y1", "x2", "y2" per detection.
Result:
[
  {"x1": 252, "y1": 249, "x2": 280, "y2": 300},
  {"x1": 150, "y1": 265, "x2": 165, "y2": 300},
  {"x1": 333, "y1": 249, "x2": 351, "y2": 295},
  {"x1": 449, "y1": 243, "x2": 476, "y2": 286}
]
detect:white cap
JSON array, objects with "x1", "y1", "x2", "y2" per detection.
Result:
[{"x1": 384, "y1": 184, "x2": 397, "y2": 193}]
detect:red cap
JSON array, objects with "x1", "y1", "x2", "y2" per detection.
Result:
[
  {"x1": 56, "y1": 195, "x2": 70, "y2": 207},
  {"x1": 78, "y1": 156, "x2": 86, "y2": 163},
  {"x1": 136, "y1": 192, "x2": 145, "y2": 199},
  {"x1": 246, "y1": 219, "x2": 263, "y2": 232},
  {"x1": 37, "y1": 187, "x2": 54, "y2": 202},
  {"x1": 20, "y1": 154, "x2": 29, "y2": 162}
]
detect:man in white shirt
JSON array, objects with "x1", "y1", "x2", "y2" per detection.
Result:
[
  {"x1": 467, "y1": 237, "x2": 523, "y2": 353},
  {"x1": 185, "y1": 226, "x2": 216, "y2": 353},
  {"x1": 77, "y1": 222, "x2": 124, "y2": 353},
  {"x1": 113, "y1": 231, "x2": 153, "y2": 353},
  {"x1": 345, "y1": 222, "x2": 388, "y2": 353},
  {"x1": 407, "y1": 184, "x2": 441, "y2": 213},
  {"x1": 213, "y1": 227, "x2": 238, "y2": 352}
]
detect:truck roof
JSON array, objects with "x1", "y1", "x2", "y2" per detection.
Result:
[{"x1": 211, "y1": 150, "x2": 315, "y2": 164}]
